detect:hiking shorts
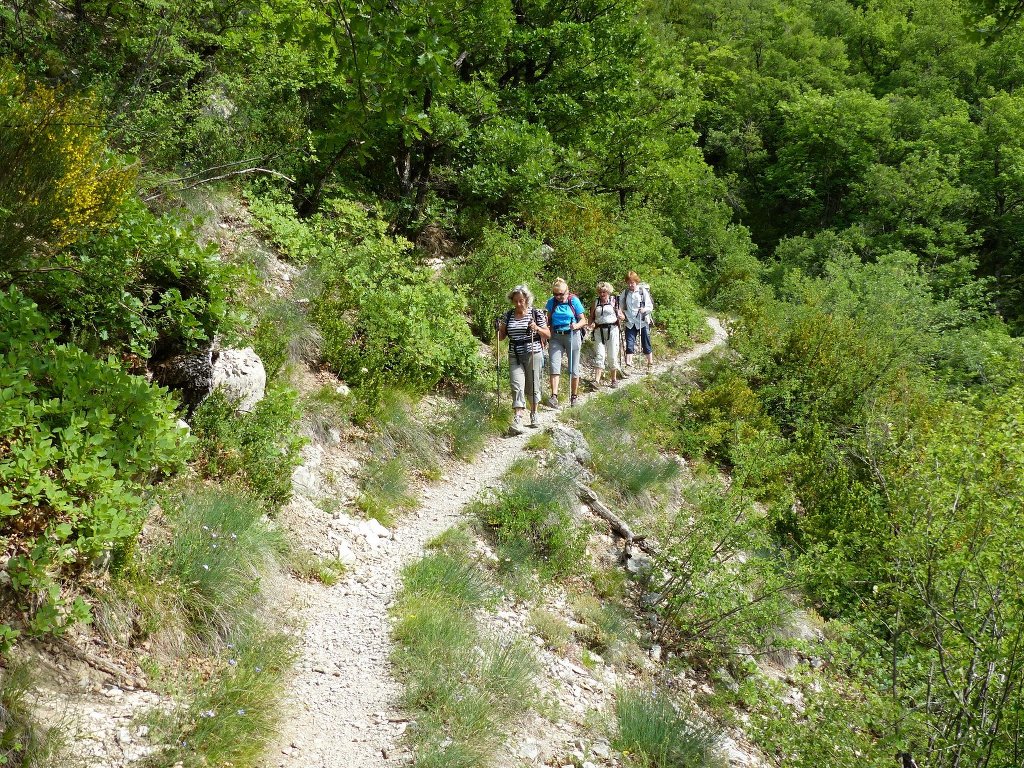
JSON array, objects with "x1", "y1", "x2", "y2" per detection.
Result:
[
  {"x1": 509, "y1": 350, "x2": 544, "y2": 408},
  {"x1": 625, "y1": 325, "x2": 652, "y2": 355},
  {"x1": 549, "y1": 330, "x2": 582, "y2": 377},
  {"x1": 593, "y1": 325, "x2": 620, "y2": 371}
]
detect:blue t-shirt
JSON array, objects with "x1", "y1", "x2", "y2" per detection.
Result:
[{"x1": 545, "y1": 294, "x2": 586, "y2": 331}]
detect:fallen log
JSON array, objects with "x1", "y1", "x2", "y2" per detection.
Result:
[{"x1": 576, "y1": 483, "x2": 657, "y2": 558}]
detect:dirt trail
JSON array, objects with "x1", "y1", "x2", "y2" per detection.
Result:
[{"x1": 265, "y1": 317, "x2": 728, "y2": 768}]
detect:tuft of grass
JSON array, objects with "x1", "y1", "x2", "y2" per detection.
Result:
[
  {"x1": 445, "y1": 391, "x2": 511, "y2": 460},
  {"x1": 524, "y1": 429, "x2": 553, "y2": 451},
  {"x1": 530, "y1": 608, "x2": 573, "y2": 651},
  {"x1": 0, "y1": 662, "x2": 66, "y2": 768},
  {"x1": 252, "y1": 298, "x2": 322, "y2": 381},
  {"x1": 301, "y1": 384, "x2": 355, "y2": 443},
  {"x1": 392, "y1": 536, "x2": 538, "y2": 768},
  {"x1": 357, "y1": 456, "x2": 416, "y2": 526},
  {"x1": 141, "y1": 626, "x2": 295, "y2": 768},
  {"x1": 470, "y1": 464, "x2": 586, "y2": 579},
  {"x1": 595, "y1": 444, "x2": 680, "y2": 501},
  {"x1": 614, "y1": 687, "x2": 723, "y2": 768},
  {"x1": 289, "y1": 549, "x2": 347, "y2": 586},
  {"x1": 572, "y1": 594, "x2": 633, "y2": 662},
  {"x1": 157, "y1": 487, "x2": 286, "y2": 644}
]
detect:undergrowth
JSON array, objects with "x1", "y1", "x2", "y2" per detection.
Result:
[{"x1": 614, "y1": 687, "x2": 723, "y2": 768}]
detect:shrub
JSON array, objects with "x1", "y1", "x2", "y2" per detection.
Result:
[
  {"x1": 252, "y1": 194, "x2": 482, "y2": 397},
  {"x1": 0, "y1": 64, "x2": 131, "y2": 273},
  {"x1": 614, "y1": 687, "x2": 722, "y2": 768},
  {"x1": 455, "y1": 224, "x2": 545, "y2": 341},
  {"x1": 251, "y1": 297, "x2": 321, "y2": 382},
  {"x1": 0, "y1": 289, "x2": 184, "y2": 640},
  {"x1": 189, "y1": 386, "x2": 305, "y2": 509}
]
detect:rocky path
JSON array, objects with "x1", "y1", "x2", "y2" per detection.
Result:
[{"x1": 265, "y1": 317, "x2": 728, "y2": 768}]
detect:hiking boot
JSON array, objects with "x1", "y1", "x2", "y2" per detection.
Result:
[
  {"x1": 510, "y1": 412, "x2": 524, "y2": 435},
  {"x1": 529, "y1": 412, "x2": 539, "y2": 428},
  {"x1": 548, "y1": 394, "x2": 559, "y2": 409},
  {"x1": 610, "y1": 379, "x2": 619, "y2": 389},
  {"x1": 570, "y1": 394, "x2": 579, "y2": 407}
]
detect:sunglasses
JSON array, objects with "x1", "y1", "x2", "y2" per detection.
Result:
[{"x1": 554, "y1": 291, "x2": 566, "y2": 298}]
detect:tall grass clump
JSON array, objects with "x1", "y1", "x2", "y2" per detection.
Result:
[
  {"x1": 471, "y1": 461, "x2": 587, "y2": 578},
  {"x1": 252, "y1": 298, "x2": 321, "y2": 381},
  {"x1": 156, "y1": 487, "x2": 286, "y2": 644},
  {"x1": 140, "y1": 626, "x2": 295, "y2": 768},
  {"x1": 445, "y1": 391, "x2": 511, "y2": 460},
  {"x1": 614, "y1": 687, "x2": 722, "y2": 768},
  {"x1": 357, "y1": 390, "x2": 441, "y2": 522},
  {"x1": 0, "y1": 663, "x2": 66, "y2": 768},
  {"x1": 392, "y1": 536, "x2": 537, "y2": 768}
]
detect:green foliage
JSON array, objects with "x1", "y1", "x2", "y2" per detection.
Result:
[
  {"x1": 0, "y1": 662, "x2": 66, "y2": 768},
  {"x1": 0, "y1": 289, "x2": 184, "y2": 639},
  {"x1": 572, "y1": 593, "x2": 633, "y2": 663},
  {"x1": 471, "y1": 462, "x2": 587, "y2": 579},
  {"x1": 455, "y1": 224, "x2": 545, "y2": 341},
  {"x1": 251, "y1": 194, "x2": 482, "y2": 395},
  {"x1": 190, "y1": 386, "x2": 305, "y2": 509},
  {"x1": 614, "y1": 687, "x2": 723, "y2": 768},
  {"x1": 529, "y1": 608, "x2": 573, "y2": 652}
]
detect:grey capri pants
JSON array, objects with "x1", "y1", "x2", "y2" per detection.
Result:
[
  {"x1": 548, "y1": 330, "x2": 582, "y2": 377},
  {"x1": 510, "y1": 350, "x2": 544, "y2": 408}
]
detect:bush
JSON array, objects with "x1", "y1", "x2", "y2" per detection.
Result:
[
  {"x1": 0, "y1": 289, "x2": 185, "y2": 639},
  {"x1": 190, "y1": 386, "x2": 305, "y2": 509},
  {"x1": 0, "y1": 64, "x2": 131, "y2": 274},
  {"x1": 251, "y1": 194, "x2": 483, "y2": 397},
  {"x1": 445, "y1": 391, "x2": 512, "y2": 461},
  {"x1": 455, "y1": 224, "x2": 545, "y2": 341}
]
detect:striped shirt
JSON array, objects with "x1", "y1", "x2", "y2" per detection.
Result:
[{"x1": 505, "y1": 309, "x2": 546, "y2": 357}]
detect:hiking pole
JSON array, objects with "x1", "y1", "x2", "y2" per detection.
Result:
[{"x1": 494, "y1": 316, "x2": 501, "y2": 406}]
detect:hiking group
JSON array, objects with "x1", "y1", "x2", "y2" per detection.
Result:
[{"x1": 496, "y1": 271, "x2": 655, "y2": 434}]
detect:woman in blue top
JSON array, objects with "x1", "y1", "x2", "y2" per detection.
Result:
[{"x1": 544, "y1": 277, "x2": 588, "y2": 408}]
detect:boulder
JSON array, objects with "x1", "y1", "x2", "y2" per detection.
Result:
[{"x1": 211, "y1": 347, "x2": 266, "y2": 413}]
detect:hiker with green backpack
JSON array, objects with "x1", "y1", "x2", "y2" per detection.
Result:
[
  {"x1": 545, "y1": 277, "x2": 588, "y2": 408},
  {"x1": 497, "y1": 284, "x2": 550, "y2": 433}
]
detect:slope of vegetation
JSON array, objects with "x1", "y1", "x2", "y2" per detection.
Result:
[{"x1": 2, "y1": 0, "x2": 1024, "y2": 765}]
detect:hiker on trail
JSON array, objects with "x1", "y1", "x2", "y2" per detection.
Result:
[
  {"x1": 620, "y1": 271, "x2": 654, "y2": 371},
  {"x1": 589, "y1": 281, "x2": 624, "y2": 388},
  {"x1": 497, "y1": 284, "x2": 549, "y2": 432},
  {"x1": 545, "y1": 277, "x2": 587, "y2": 408}
]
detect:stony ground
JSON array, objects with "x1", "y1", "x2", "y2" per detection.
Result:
[{"x1": 264, "y1": 318, "x2": 729, "y2": 768}]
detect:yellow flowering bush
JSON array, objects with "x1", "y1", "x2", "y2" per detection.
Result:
[{"x1": 0, "y1": 63, "x2": 132, "y2": 277}]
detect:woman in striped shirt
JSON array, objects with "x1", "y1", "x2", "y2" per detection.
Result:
[{"x1": 497, "y1": 284, "x2": 550, "y2": 432}]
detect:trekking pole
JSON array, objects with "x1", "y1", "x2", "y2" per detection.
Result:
[{"x1": 494, "y1": 317, "x2": 501, "y2": 405}]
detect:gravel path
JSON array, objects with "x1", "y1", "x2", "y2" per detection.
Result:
[{"x1": 265, "y1": 318, "x2": 727, "y2": 768}]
